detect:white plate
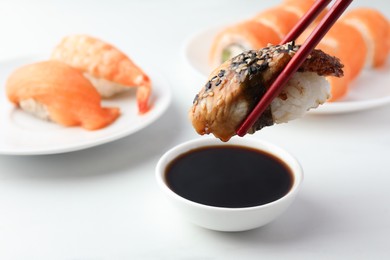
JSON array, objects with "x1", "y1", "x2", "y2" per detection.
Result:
[
  {"x1": 0, "y1": 56, "x2": 171, "y2": 155},
  {"x1": 182, "y1": 27, "x2": 390, "y2": 114}
]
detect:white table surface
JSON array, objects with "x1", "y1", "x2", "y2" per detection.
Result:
[{"x1": 0, "y1": 0, "x2": 389, "y2": 259}]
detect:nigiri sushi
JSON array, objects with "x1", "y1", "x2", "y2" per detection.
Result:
[
  {"x1": 6, "y1": 61, "x2": 120, "y2": 130},
  {"x1": 190, "y1": 42, "x2": 343, "y2": 141},
  {"x1": 51, "y1": 35, "x2": 152, "y2": 114}
]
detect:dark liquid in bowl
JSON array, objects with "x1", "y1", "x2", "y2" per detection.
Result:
[{"x1": 165, "y1": 145, "x2": 294, "y2": 208}]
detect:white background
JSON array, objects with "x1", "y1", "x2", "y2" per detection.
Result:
[{"x1": 0, "y1": 0, "x2": 389, "y2": 259}]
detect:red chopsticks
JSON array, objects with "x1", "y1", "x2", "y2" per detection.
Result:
[{"x1": 236, "y1": 0, "x2": 353, "y2": 137}]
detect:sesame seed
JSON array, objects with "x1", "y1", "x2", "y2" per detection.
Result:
[
  {"x1": 248, "y1": 66, "x2": 257, "y2": 75},
  {"x1": 205, "y1": 81, "x2": 212, "y2": 90}
]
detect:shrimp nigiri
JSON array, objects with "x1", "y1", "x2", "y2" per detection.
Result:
[
  {"x1": 6, "y1": 61, "x2": 120, "y2": 130},
  {"x1": 51, "y1": 35, "x2": 152, "y2": 114}
]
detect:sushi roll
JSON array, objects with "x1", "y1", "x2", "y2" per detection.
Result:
[
  {"x1": 190, "y1": 42, "x2": 343, "y2": 141},
  {"x1": 295, "y1": 8, "x2": 390, "y2": 101},
  {"x1": 254, "y1": 0, "x2": 328, "y2": 42},
  {"x1": 282, "y1": 0, "x2": 327, "y2": 20},
  {"x1": 209, "y1": 20, "x2": 280, "y2": 69},
  {"x1": 253, "y1": 6, "x2": 301, "y2": 39},
  {"x1": 317, "y1": 22, "x2": 367, "y2": 81},
  {"x1": 296, "y1": 22, "x2": 367, "y2": 101},
  {"x1": 341, "y1": 8, "x2": 390, "y2": 68},
  {"x1": 51, "y1": 35, "x2": 152, "y2": 114},
  {"x1": 209, "y1": 0, "x2": 327, "y2": 68},
  {"x1": 6, "y1": 61, "x2": 120, "y2": 130}
]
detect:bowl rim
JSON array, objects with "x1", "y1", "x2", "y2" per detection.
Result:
[{"x1": 155, "y1": 137, "x2": 303, "y2": 212}]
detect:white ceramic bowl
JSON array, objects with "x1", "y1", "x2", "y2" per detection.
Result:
[{"x1": 155, "y1": 137, "x2": 303, "y2": 232}]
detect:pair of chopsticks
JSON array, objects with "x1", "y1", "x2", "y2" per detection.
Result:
[{"x1": 236, "y1": 0, "x2": 353, "y2": 137}]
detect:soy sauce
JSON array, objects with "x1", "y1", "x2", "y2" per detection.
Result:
[{"x1": 165, "y1": 145, "x2": 293, "y2": 208}]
